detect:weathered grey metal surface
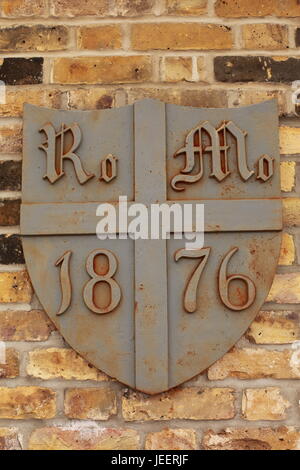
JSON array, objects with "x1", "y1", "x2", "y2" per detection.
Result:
[
  {"x1": 21, "y1": 199, "x2": 282, "y2": 235},
  {"x1": 168, "y1": 232, "x2": 280, "y2": 386},
  {"x1": 22, "y1": 104, "x2": 134, "y2": 204},
  {"x1": 167, "y1": 100, "x2": 280, "y2": 200},
  {"x1": 134, "y1": 100, "x2": 169, "y2": 393},
  {"x1": 21, "y1": 99, "x2": 282, "y2": 394}
]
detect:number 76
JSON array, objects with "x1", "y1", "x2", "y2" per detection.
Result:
[{"x1": 175, "y1": 247, "x2": 256, "y2": 313}]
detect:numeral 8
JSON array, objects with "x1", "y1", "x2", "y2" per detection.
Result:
[{"x1": 83, "y1": 249, "x2": 121, "y2": 315}]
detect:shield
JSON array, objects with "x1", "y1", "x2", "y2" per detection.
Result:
[{"x1": 21, "y1": 99, "x2": 282, "y2": 394}]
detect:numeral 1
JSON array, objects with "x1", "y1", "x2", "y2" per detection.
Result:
[{"x1": 55, "y1": 251, "x2": 72, "y2": 316}]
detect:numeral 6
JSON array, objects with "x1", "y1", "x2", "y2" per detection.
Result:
[{"x1": 219, "y1": 247, "x2": 256, "y2": 311}]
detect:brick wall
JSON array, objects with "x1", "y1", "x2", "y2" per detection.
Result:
[{"x1": 0, "y1": 0, "x2": 299, "y2": 451}]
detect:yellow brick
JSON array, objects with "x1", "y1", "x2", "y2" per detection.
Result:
[
  {"x1": 279, "y1": 233, "x2": 295, "y2": 265},
  {"x1": 114, "y1": 0, "x2": 155, "y2": 16},
  {"x1": 228, "y1": 89, "x2": 286, "y2": 115},
  {"x1": 208, "y1": 347, "x2": 300, "y2": 380},
  {"x1": 29, "y1": 427, "x2": 140, "y2": 450},
  {"x1": 203, "y1": 427, "x2": 300, "y2": 450},
  {"x1": 267, "y1": 273, "x2": 300, "y2": 303},
  {"x1": 0, "y1": 125, "x2": 22, "y2": 153},
  {"x1": 0, "y1": 387, "x2": 56, "y2": 419},
  {"x1": 283, "y1": 198, "x2": 300, "y2": 226},
  {"x1": 51, "y1": 0, "x2": 110, "y2": 17},
  {"x1": 0, "y1": 348, "x2": 19, "y2": 378},
  {"x1": 215, "y1": 0, "x2": 300, "y2": 18},
  {"x1": 122, "y1": 388, "x2": 235, "y2": 421},
  {"x1": 197, "y1": 56, "x2": 209, "y2": 82},
  {"x1": 0, "y1": 88, "x2": 61, "y2": 117},
  {"x1": 127, "y1": 87, "x2": 228, "y2": 108},
  {"x1": 247, "y1": 311, "x2": 300, "y2": 344},
  {"x1": 0, "y1": 428, "x2": 21, "y2": 450},
  {"x1": 1, "y1": 0, "x2": 47, "y2": 17},
  {"x1": 0, "y1": 25, "x2": 68, "y2": 52},
  {"x1": 131, "y1": 23, "x2": 233, "y2": 50},
  {"x1": 64, "y1": 388, "x2": 117, "y2": 420},
  {"x1": 281, "y1": 162, "x2": 296, "y2": 192},
  {"x1": 167, "y1": 0, "x2": 207, "y2": 15},
  {"x1": 78, "y1": 25, "x2": 122, "y2": 50},
  {"x1": 242, "y1": 24, "x2": 289, "y2": 49},
  {"x1": 0, "y1": 310, "x2": 53, "y2": 341},
  {"x1": 67, "y1": 88, "x2": 116, "y2": 110},
  {"x1": 27, "y1": 348, "x2": 109, "y2": 381},
  {"x1": 145, "y1": 428, "x2": 197, "y2": 450},
  {"x1": 116, "y1": 0, "x2": 154, "y2": 16},
  {"x1": 280, "y1": 127, "x2": 300, "y2": 155},
  {"x1": 242, "y1": 388, "x2": 290, "y2": 421},
  {"x1": 162, "y1": 57, "x2": 193, "y2": 82},
  {"x1": 0, "y1": 271, "x2": 32, "y2": 303},
  {"x1": 53, "y1": 56, "x2": 152, "y2": 84}
]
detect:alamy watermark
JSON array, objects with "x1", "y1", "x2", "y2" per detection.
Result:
[{"x1": 96, "y1": 196, "x2": 204, "y2": 250}]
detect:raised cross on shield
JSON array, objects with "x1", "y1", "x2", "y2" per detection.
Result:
[{"x1": 21, "y1": 99, "x2": 282, "y2": 394}]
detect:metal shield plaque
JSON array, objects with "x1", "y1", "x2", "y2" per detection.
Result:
[{"x1": 21, "y1": 99, "x2": 282, "y2": 394}]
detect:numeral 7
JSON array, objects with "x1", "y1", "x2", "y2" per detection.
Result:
[{"x1": 175, "y1": 248, "x2": 211, "y2": 313}]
